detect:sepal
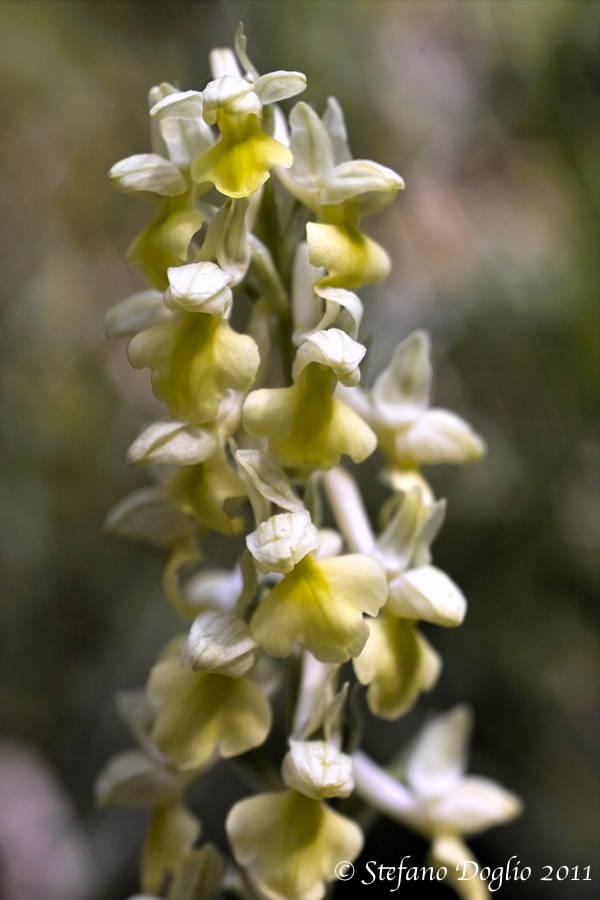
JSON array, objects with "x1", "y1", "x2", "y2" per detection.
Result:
[
  {"x1": 181, "y1": 610, "x2": 258, "y2": 678},
  {"x1": 109, "y1": 154, "x2": 187, "y2": 197}
]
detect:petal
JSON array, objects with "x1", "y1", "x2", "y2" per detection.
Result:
[
  {"x1": 396, "y1": 409, "x2": 486, "y2": 466},
  {"x1": 116, "y1": 690, "x2": 159, "y2": 755},
  {"x1": 387, "y1": 566, "x2": 467, "y2": 628},
  {"x1": 202, "y1": 76, "x2": 257, "y2": 122},
  {"x1": 317, "y1": 529, "x2": 343, "y2": 559},
  {"x1": 235, "y1": 448, "x2": 304, "y2": 522},
  {"x1": 404, "y1": 705, "x2": 472, "y2": 799},
  {"x1": 292, "y1": 654, "x2": 338, "y2": 739},
  {"x1": 292, "y1": 329, "x2": 366, "y2": 386},
  {"x1": 196, "y1": 198, "x2": 250, "y2": 285},
  {"x1": 307, "y1": 221, "x2": 390, "y2": 290},
  {"x1": 372, "y1": 330, "x2": 432, "y2": 428},
  {"x1": 127, "y1": 194, "x2": 203, "y2": 291},
  {"x1": 430, "y1": 776, "x2": 523, "y2": 836},
  {"x1": 95, "y1": 750, "x2": 182, "y2": 808},
  {"x1": 280, "y1": 101, "x2": 334, "y2": 209},
  {"x1": 291, "y1": 241, "x2": 325, "y2": 342},
  {"x1": 168, "y1": 845, "x2": 224, "y2": 900},
  {"x1": 379, "y1": 468, "x2": 435, "y2": 501},
  {"x1": 182, "y1": 566, "x2": 242, "y2": 616},
  {"x1": 192, "y1": 114, "x2": 292, "y2": 198},
  {"x1": 148, "y1": 82, "x2": 179, "y2": 156},
  {"x1": 250, "y1": 553, "x2": 387, "y2": 663},
  {"x1": 148, "y1": 660, "x2": 271, "y2": 771},
  {"x1": 322, "y1": 159, "x2": 404, "y2": 215},
  {"x1": 247, "y1": 511, "x2": 319, "y2": 574},
  {"x1": 104, "y1": 486, "x2": 195, "y2": 547},
  {"x1": 353, "y1": 615, "x2": 441, "y2": 720},
  {"x1": 321, "y1": 97, "x2": 351, "y2": 165},
  {"x1": 322, "y1": 466, "x2": 377, "y2": 556},
  {"x1": 233, "y1": 22, "x2": 259, "y2": 80},
  {"x1": 109, "y1": 153, "x2": 187, "y2": 197},
  {"x1": 227, "y1": 790, "x2": 363, "y2": 900},
  {"x1": 209, "y1": 47, "x2": 243, "y2": 79},
  {"x1": 328, "y1": 394, "x2": 378, "y2": 465},
  {"x1": 429, "y1": 836, "x2": 489, "y2": 900},
  {"x1": 335, "y1": 382, "x2": 374, "y2": 425},
  {"x1": 105, "y1": 289, "x2": 171, "y2": 338},
  {"x1": 375, "y1": 486, "x2": 433, "y2": 575},
  {"x1": 413, "y1": 499, "x2": 447, "y2": 567},
  {"x1": 282, "y1": 740, "x2": 354, "y2": 800},
  {"x1": 150, "y1": 91, "x2": 214, "y2": 168},
  {"x1": 165, "y1": 262, "x2": 232, "y2": 316},
  {"x1": 352, "y1": 751, "x2": 418, "y2": 823},
  {"x1": 254, "y1": 70, "x2": 307, "y2": 105},
  {"x1": 313, "y1": 286, "x2": 363, "y2": 340},
  {"x1": 168, "y1": 451, "x2": 246, "y2": 536},
  {"x1": 141, "y1": 805, "x2": 200, "y2": 895},
  {"x1": 129, "y1": 313, "x2": 259, "y2": 424},
  {"x1": 128, "y1": 421, "x2": 217, "y2": 467}
]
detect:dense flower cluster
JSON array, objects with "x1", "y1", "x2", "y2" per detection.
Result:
[{"x1": 98, "y1": 26, "x2": 520, "y2": 900}]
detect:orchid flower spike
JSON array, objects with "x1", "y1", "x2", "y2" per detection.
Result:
[{"x1": 101, "y1": 26, "x2": 519, "y2": 900}]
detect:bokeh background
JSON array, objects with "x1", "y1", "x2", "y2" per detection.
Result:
[{"x1": 1, "y1": 1, "x2": 599, "y2": 898}]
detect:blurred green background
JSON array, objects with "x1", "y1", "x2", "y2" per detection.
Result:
[{"x1": 1, "y1": 1, "x2": 599, "y2": 898}]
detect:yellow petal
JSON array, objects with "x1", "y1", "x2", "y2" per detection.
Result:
[
  {"x1": 141, "y1": 804, "x2": 199, "y2": 894},
  {"x1": 128, "y1": 193, "x2": 203, "y2": 290},
  {"x1": 128, "y1": 312, "x2": 259, "y2": 424},
  {"x1": 148, "y1": 658, "x2": 271, "y2": 771},
  {"x1": 353, "y1": 614, "x2": 441, "y2": 719},
  {"x1": 243, "y1": 365, "x2": 376, "y2": 471},
  {"x1": 227, "y1": 789, "x2": 363, "y2": 900},
  {"x1": 307, "y1": 221, "x2": 390, "y2": 290},
  {"x1": 169, "y1": 844, "x2": 225, "y2": 900},
  {"x1": 167, "y1": 450, "x2": 245, "y2": 536},
  {"x1": 192, "y1": 114, "x2": 292, "y2": 199},
  {"x1": 250, "y1": 552, "x2": 387, "y2": 663}
]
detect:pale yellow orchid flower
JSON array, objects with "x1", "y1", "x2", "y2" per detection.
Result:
[
  {"x1": 353, "y1": 708, "x2": 522, "y2": 900},
  {"x1": 147, "y1": 643, "x2": 271, "y2": 771},
  {"x1": 128, "y1": 264, "x2": 259, "y2": 425},
  {"x1": 192, "y1": 70, "x2": 305, "y2": 198},
  {"x1": 279, "y1": 100, "x2": 403, "y2": 290},
  {"x1": 350, "y1": 330, "x2": 486, "y2": 471},
  {"x1": 227, "y1": 788, "x2": 362, "y2": 900},
  {"x1": 243, "y1": 331, "x2": 376, "y2": 471},
  {"x1": 246, "y1": 512, "x2": 387, "y2": 663},
  {"x1": 353, "y1": 612, "x2": 441, "y2": 719},
  {"x1": 113, "y1": 88, "x2": 214, "y2": 290}
]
